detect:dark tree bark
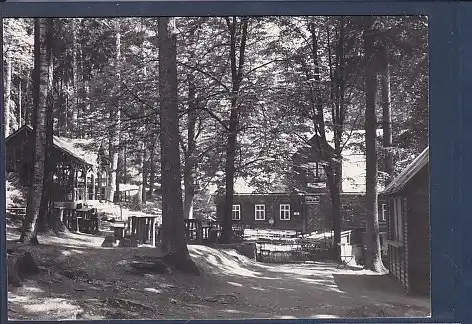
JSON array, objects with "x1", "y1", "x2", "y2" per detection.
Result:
[
  {"x1": 158, "y1": 17, "x2": 198, "y2": 274},
  {"x1": 18, "y1": 65, "x2": 23, "y2": 128},
  {"x1": 363, "y1": 17, "x2": 387, "y2": 273},
  {"x1": 221, "y1": 17, "x2": 249, "y2": 244},
  {"x1": 306, "y1": 18, "x2": 343, "y2": 262},
  {"x1": 142, "y1": 147, "x2": 148, "y2": 204},
  {"x1": 379, "y1": 45, "x2": 394, "y2": 184},
  {"x1": 70, "y1": 18, "x2": 78, "y2": 136},
  {"x1": 137, "y1": 142, "x2": 144, "y2": 210},
  {"x1": 37, "y1": 18, "x2": 59, "y2": 233},
  {"x1": 24, "y1": 70, "x2": 33, "y2": 126},
  {"x1": 4, "y1": 51, "x2": 12, "y2": 137},
  {"x1": 183, "y1": 76, "x2": 197, "y2": 220},
  {"x1": 107, "y1": 23, "x2": 121, "y2": 202},
  {"x1": 20, "y1": 18, "x2": 53, "y2": 244},
  {"x1": 148, "y1": 138, "x2": 157, "y2": 198}
]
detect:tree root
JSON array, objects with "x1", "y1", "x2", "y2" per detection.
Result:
[{"x1": 7, "y1": 249, "x2": 40, "y2": 287}]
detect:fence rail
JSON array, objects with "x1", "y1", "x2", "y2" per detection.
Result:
[{"x1": 255, "y1": 239, "x2": 333, "y2": 263}]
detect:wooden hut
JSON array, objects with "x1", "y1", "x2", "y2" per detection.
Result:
[
  {"x1": 5, "y1": 125, "x2": 101, "y2": 205},
  {"x1": 383, "y1": 147, "x2": 430, "y2": 295}
]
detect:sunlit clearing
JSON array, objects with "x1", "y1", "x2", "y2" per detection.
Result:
[
  {"x1": 8, "y1": 295, "x2": 30, "y2": 303},
  {"x1": 23, "y1": 286, "x2": 43, "y2": 293},
  {"x1": 225, "y1": 309, "x2": 245, "y2": 314},
  {"x1": 24, "y1": 298, "x2": 81, "y2": 313},
  {"x1": 227, "y1": 281, "x2": 243, "y2": 287},
  {"x1": 144, "y1": 288, "x2": 163, "y2": 294}
]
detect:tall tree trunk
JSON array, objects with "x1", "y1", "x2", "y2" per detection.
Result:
[
  {"x1": 363, "y1": 17, "x2": 386, "y2": 272},
  {"x1": 158, "y1": 17, "x2": 197, "y2": 273},
  {"x1": 142, "y1": 147, "x2": 148, "y2": 204},
  {"x1": 148, "y1": 138, "x2": 157, "y2": 198},
  {"x1": 137, "y1": 142, "x2": 144, "y2": 210},
  {"x1": 18, "y1": 65, "x2": 23, "y2": 128},
  {"x1": 379, "y1": 45, "x2": 394, "y2": 184},
  {"x1": 20, "y1": 18, "x2": 53, "y2": 244},
  {"x1": 107, "y1": 23, "x2": 121, "y2": 202},
  {"x1": 4, "y1": 51, "x2": 12, "y2": 137},
  {"x1": 184, "y1": 76, "x2": 197, "y2": 220},
  {"x1": 70, "y1": 18, "x2": 78, "y2": 136},
  {"x1": 37, "y1": 18, "x2": 55, "y2": 233},
  {"x1": 221, "y1": 17, "x2": 248, "y2": 244}
]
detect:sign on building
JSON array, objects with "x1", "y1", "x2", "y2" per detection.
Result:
[
  {"x1": 305, "y1": 195, "x2": 320, "y2": 204},
  {"x1": 307, "y1": 182, "x2": 326, "y2": 189}
]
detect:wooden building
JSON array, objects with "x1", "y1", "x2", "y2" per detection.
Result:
[
  {"x1": 382, "y1": 147, "x2": 429, "y2": 295},
  {"x1": 5, "y1": 125, "x2": 102, "y2": 204},
  {"x1": 215, "y1": 192, "x2": 379, "y2": 235}
]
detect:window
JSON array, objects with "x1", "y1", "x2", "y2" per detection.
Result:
[
  {"x1": 254, "y1": 204, "x2": 265, "y2": 220},
  {"x1": 280, "y1": 204, "x2": 291, "y2": 220},
  {"x1": 392, "y1": 197, "x2": 404, "y2": 242},
  {"x1": 232, "y1": 204, "x2": 241, "y2": 220},
  {"x1": 380, "y1": 203, "x2": 387, "y2": 221}
]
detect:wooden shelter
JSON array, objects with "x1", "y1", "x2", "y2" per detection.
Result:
[
  {"x1": 5, "y1": 125, "x2": 101, "y2": 204},
  {"x1": 383, "y1": 147, "x2": 430, "y2": 295}
]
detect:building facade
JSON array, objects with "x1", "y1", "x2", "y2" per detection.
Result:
[
  {"x1": 383, "y1": 147, "x2": 430, "y2": 295},
  {"x1": 215, "y1": 192, "x2": 387, "y2": 238}
]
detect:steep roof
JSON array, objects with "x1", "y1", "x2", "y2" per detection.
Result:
[
  {"x1": 6, "y1": 125, "x2": 98, "y2": 166},
  {"x1": 382, "y1": 146, "x2": 429, "y2": 195}
]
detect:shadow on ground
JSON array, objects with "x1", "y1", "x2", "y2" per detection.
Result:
[{"x1": 7, "y1": 233, "x2": 431, "y2": 320}]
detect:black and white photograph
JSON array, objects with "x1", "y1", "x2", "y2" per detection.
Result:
[{"x1": 3, "y1": 16, "x2": 430, "y2": 320}]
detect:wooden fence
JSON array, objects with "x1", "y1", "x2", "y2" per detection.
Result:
[{"x1": 255, "y1": 239, "x2": 333, "y2": 263}]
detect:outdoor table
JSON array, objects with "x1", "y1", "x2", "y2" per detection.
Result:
[
  {"x1": 127, "y1": 213, "x2": 159, "y2": 246},
  {"x1": 75, "y1": 208, "x2": 97, "y2": 233},
  {"x1": 112, "y1": 221, "x2": 126, "y2": 243},
  {"x1": 63, "y1": 207, "x2": 76, "y2": 231}
]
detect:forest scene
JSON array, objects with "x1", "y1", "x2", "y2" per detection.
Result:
[{"x1": 3, "y1": 16, "x2": 430, "y2": 320}]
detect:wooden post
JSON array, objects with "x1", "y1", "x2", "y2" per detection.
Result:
[
  {"x1": 97, "y1": 171, "x2": 101, "y2": 200},
  {"x1": 138, "y1": 219, "x2": 144, "y2": 244},
  {"x1": 141, "y1": 219, "x2": 146, "y2": 244},
  {"x1": 151, "y1": 217, "x2": 156, "y2": 246},
  {"x1": 91, "y1": 172, "x2": 95, "y2": 200},
  {"x1": 83, "y1": 165, "x2": 88, "y2": 202},
  {"x1": 196, "y1": 219, "x2": 202, "y2": 244}
]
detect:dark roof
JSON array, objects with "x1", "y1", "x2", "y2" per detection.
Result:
[
  {"x1": 293, "y1": 134, "x2": 335, "y2": 162},
  {"x1": 382, "y1": 147, "x2": 429, "y2": 195},
  {"x1": 6, "y1": 125, "x2": 98, "y2": 166}
]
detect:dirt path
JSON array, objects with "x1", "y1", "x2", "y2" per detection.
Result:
[{"x1": 7, "y1": 231, "x2": 431, "y2": 320}]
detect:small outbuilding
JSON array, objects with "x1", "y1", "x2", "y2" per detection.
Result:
[
  {"x1": 383, "y1": 147, "x2": 430, "y2": 296},
  {"x1": 5, "y1": 125, "x2": 101, "y2": 203}
]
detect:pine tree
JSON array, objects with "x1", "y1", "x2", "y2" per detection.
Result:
[
  {"x1": 363, "y1": 16, "x2": 387, "y2": 272},
  {"x1": 20, "y1": 18, "x2": 54, "y2": 244},
  {"x1": 158, "y1": 17, "x2": 199, "y2": 274}
]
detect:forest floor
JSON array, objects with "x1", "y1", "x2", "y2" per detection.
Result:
[{"x1": 6, "y1": 220, "x2": 431, "y2": 320}]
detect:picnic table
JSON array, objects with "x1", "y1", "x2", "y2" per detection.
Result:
[
  {"x1": 127, "y1": 213, "x2": 159, "y2": 246},
  {"x1": 54, "y1": 206, "x2": 77, "y2": 231},
  {"x1": 75, "y1": 207, "x2": 99, "y2": 234},
  {"x1": 55, "y1": 205, "x2": 98, "y2": 233}
]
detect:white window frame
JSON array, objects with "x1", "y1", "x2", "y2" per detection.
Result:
[
  {"x1": 280, "y1": 204, "x2": 291, "y2": 220},
  {"x1": 380, "y1": 203, "x2": 387, "y2": 222},
  {"x1": 232, "y1": 204, "x2": 241, "y2": 220},
  {"x1": 254, "y1": 204, "x2": 266, "y2": 220}
]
